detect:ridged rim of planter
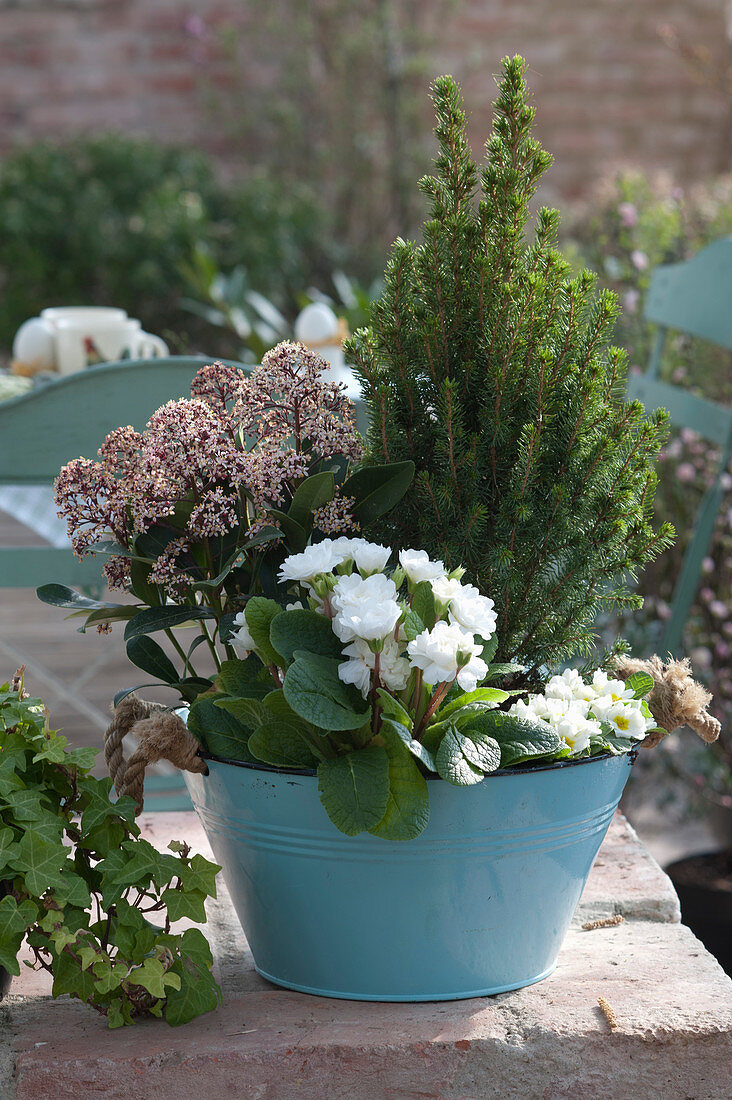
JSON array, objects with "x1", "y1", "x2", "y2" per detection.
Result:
[{"x1": 199, "y1": 748, "x2": 636, "y2": 779}]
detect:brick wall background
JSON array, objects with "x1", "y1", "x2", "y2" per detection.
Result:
[{"x1": 0, "y1": 0, "x2": 730, "y2": 200}]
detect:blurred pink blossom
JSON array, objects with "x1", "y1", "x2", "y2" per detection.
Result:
[
  {"x1": 623, "y1": 289, "x2": 640, "y2": 314},
  {"x1": 675, "y1": 462, "x2": 696, "y2": 483},
  {"x1": 184, "y1": 15, "x2": 208, "y2": 39},
  {"x1": 702, "y1": 556, "x2": 715, "y2": 574},
  {"x1": 680, "y1": 427, "x2": 698, "y2": 445},
  {"x1": 723, "y1": 621, "x2": 732, "y2": 638},
  {"x1": 709, "y1": 600, "x2": 728, "y2": 619},
  {"x1": 631, "y1": 250, "x2": 649, "y2": 271},
  {"x1": 618, "y1": 202, "x2": 638, "y2": 228},
  {"x1": 656, "y1": 599, "x2": 671, "y2": 620},
  {"x1": 715, "y1": 642, "x2": 730, "y2": 659},
  {"x1": 671, "y1": 367, "x2": 688, "y2": 383},
  {"x1": 700, "y1": 587, "x2": 715, "y2": 603}
]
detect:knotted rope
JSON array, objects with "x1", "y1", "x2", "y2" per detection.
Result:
[
  {"x1": 104, "y1": 694, "x2": 208, "y2": 814},
  {"x1": 612, "y1": 655, "x2": 721, "y2": 749}
]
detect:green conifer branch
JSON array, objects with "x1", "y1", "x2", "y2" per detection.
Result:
[{"x1": 349, "y1": 56, "x2": 672, "y2": 671}]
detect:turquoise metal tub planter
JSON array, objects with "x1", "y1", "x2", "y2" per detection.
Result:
[{"x1": 184, "y1": 751, "x2": 633, "y2": 1001}]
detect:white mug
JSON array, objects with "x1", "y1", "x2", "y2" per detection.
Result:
[
  {"x1": 12, "y1": 307, "x2": 168, "y2": 376},
  {"x1": 53, "y1": 317, "x2": 168, "y2": 375}
]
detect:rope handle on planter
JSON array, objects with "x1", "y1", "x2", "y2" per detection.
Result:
[
  {"x1": 104, "y1": 694, "x2": 208, "y2": 815},
  {"x1": 612, "y1": 655, "x2": 721, "y2": 748}
]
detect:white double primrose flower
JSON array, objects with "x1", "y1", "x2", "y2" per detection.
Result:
[
  {"x1": 432, "y1": 576, "x2": 497, "y2": 640},
  {"x1": 331, "y1": 572, "x2": 402, "y2": 644},
  {"x1": 278, "y1": 537, "x2": 392, "y2": 587},
  {"x1": 338, "y1": 636, "x2": 411, "y2": 697},
  {"x1": 407, "y1": 620, "x2": 488, "y2": 693},
  {"x1": 399, "y1": 548, "x2": 446, "y2": 584},
  {"x1": 277, "y1": 542, "x2": 496, "y2": 700}
]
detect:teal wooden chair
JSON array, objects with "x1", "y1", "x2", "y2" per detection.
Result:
[
  {"x1": 626, "y1": 237, "x2": 732, "y2": 657},
  {"x1": 0, "y1": 356, "x2": 248, "y2": 810}
]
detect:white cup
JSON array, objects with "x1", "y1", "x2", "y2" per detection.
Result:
[{"x1": 38, "y1": 308, "x2": 168, "y2": 375}]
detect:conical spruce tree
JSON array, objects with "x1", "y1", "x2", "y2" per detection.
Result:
[{"x1": 348, "y1": 56, "x2": 674, "y2": 676}]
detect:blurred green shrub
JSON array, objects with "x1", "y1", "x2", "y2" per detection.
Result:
[
  {"x1": 0, "y1": 137, "x2": 333, "y2": 352},
  {"x1": 562, "y1": 171, "x2": 732, "y2": 401},
  {"x1": 565, "y1": 172, "x2": 732, "y2": 790}
]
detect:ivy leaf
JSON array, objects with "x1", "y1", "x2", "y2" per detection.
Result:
[
  {"x1": 164, "y1": 951, "x2": 222, "y2": 1026},
  {"x1": 125, "y1": 956, "x2": 179, "y2": 1000},
  {"x1": 248, "y1": 721, "x2": 319, "y2": 769},
  {"x1": 435, "y1": 726, "x2": 485, "y2": 786},
  {"x1": 160, "y1": 886, "x2": 208, "y2": 924},
  {"x1": 51, "y1": 948, "x2": 97, "y2": 1002},
  {"x1": 0, "y1": 826, "x2": 21, "y2": 874},
  {"x1": 317, "y1": 747, "x2": 390, "y2": 835},
  {"x1": 13, "y1": 830, "x2": 67, "y2": 895},
  {"x1": 369, "y1": 722, "x2": 430, "y2": 841},
  {"x1": 284, "y1": 654, "x2": 372, "y2": 731},
  {"x1": 269, "y1": 609, "x2": 343, "y2": 664},
  {"x1": 78, "y1": 776, "x2": 136, "y2": 837},
  {"x1": 177, "y1": 853, "x2": 220, "y2": 899},
  {"x1": 55, "y1": 864, "x2": 93, "y2": 909},
  {"x1": 0, "y1": 895, "x2": 36, "y2": 974}
]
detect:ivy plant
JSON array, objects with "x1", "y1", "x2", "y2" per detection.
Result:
[{"x1": 0, "y1": 671, "x2": 222, "y2": 1027}]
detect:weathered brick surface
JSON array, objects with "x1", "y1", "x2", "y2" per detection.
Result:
[
  {"x1": 0, "y1": 0, "x2": 729, "y2": 198},
  {"x1": 2, "y1": 812, "x2": 730, "y2": 1099}
]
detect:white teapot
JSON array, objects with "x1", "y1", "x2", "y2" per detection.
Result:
[{"x1": 12, "y1": 307, "x2": 168, "y2": 376}]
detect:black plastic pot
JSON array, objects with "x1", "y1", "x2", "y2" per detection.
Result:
[
  {"x1": 0, "y1": 881, "x2": 11, "y2": 1000},
  {"x1": 666, "y1": 849, "x2": 732, "y2": 977}
]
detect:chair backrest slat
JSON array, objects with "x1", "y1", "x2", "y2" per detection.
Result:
[
  {"x1": 626, "y1": 375, "x2": 732, "y2": 447},
  {"x1": 631, "y1": 239, "x2": 732, "y2": 657},
  {"x1": 644, "y1": 237, "x2": 732, "y2": 350},
  {"x1": 0, "y1": 357, "x2": 248, "y2": 485}
]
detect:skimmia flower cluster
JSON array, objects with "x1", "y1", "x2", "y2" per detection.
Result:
[{"x1": 53, "y1": 342, "x2": 364, "y2": 598}]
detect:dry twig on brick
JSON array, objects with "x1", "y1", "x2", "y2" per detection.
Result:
[
  {"x1": 598, "y1": 996, "x2": 618, "y2": 1031},
  {"x1": 582, "y1": 914, "x2": 625, "y2": 931}
]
